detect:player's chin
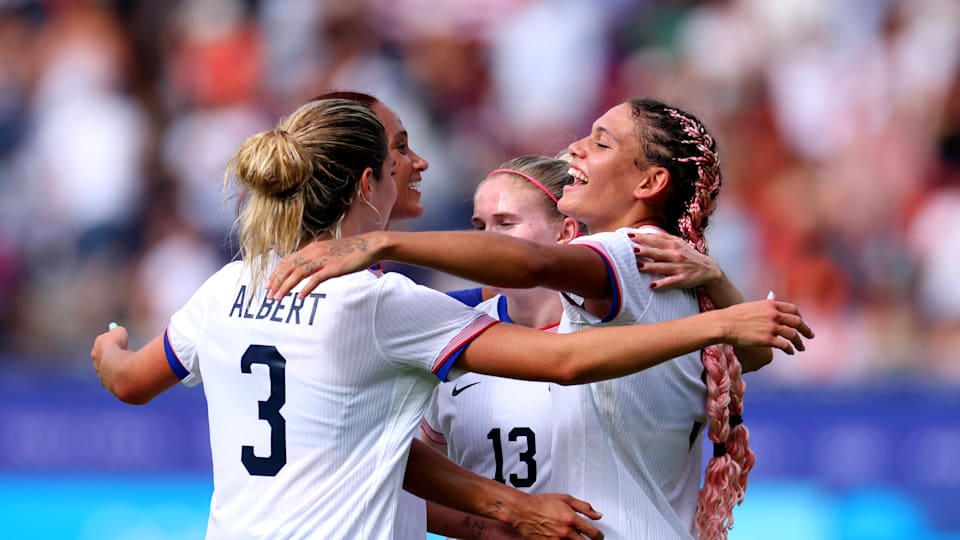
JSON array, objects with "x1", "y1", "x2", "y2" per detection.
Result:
[{"x1": 391, "y1": 200, "x2": 424, "y2": 220}]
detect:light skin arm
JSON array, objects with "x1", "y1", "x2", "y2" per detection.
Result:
[
  {"x1": 90, "y1": 326, "x2": 179, "y2": 405},
  {"x1": 267, "y1": 231, "x2": 611, "y2": 302},
  {"x1": 629, "y1": 231, "x2": 773, "y2": 372},
  {"x1": 455, "y1": 299, "x2": 809, "y2": 384},
  {"x1": 404, "y1": 439, "x2": 603, "y2": 539}
]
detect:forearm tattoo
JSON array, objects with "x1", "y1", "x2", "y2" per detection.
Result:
[{"x1": 460, "y1": 515, "x2": 487, "y2": 539}]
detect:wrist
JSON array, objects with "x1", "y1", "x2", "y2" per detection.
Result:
[
  {"x1": 703, "y1": 309, "x2": 729, "y2": 345},
  {"x1": 373, "y1": 230, "x2": 397, "y2": 260},
  {"x1": 482, "y1": 484, "x2": 525, "y2": 528}
]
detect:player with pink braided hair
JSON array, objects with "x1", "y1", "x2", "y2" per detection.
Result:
[
  {"x1": 267, "y1": 97, "x2": 813, "y2": 540},
  {"x1": 631, "y1": 100, "x2": 753, "y2": 538}
]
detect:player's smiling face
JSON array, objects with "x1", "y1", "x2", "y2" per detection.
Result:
[
  {"x1": 560, "y1": 102, "x2": 646, "y2": 233},
  {"x1": 372, "y1": 102, "x2": 428, "y2": 221}
]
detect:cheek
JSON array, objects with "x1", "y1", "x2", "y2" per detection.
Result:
[{"x1": 515, "y1": 220, "x2": 556, "y2": 244}]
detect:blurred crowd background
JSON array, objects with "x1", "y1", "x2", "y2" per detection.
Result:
[
  {"x1": 0, "y1": 0, "x2": 959, "y2": 538},
  {"x1": 1, "y1": 0, "x2": 959, "y2": 383}
]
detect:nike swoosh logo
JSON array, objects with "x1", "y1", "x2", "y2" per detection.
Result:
[{"x1": 451, "y1": 381, "x2": 481, "y2": 397}]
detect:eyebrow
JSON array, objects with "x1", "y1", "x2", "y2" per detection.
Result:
[
  {"x1": 595, "y1": 126, "x2": 619, "y2": 143},
  {"x1": 472, "y1": 211, "x2": 521, "y2": 222}
]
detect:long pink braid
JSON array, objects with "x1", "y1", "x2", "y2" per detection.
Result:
[{"x1": 666, "y1": 108, "x2": 753, "y2": 540}]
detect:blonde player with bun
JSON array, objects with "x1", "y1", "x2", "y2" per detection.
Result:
[
  {"x1": 267, "y1": 98, "x2": 801, "y2": 539},
  {"x1": 92, "y1": 98, "x2": 811, "y2": 540}
]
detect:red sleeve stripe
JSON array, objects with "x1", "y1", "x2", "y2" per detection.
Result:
[
  {"x1": 420, "y1": 418, "x2": 447, "y2": 445},
  {"x1": 431, "y1": 314, "x2": 500, "y2": 375}
]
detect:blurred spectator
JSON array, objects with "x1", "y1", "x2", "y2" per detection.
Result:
[{"x1": 0, "y1": 0, "x2": 957, "y2": 386}]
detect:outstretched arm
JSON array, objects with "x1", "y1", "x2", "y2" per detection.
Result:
[
  {"x1": 404, "y1": 439, "x2": 604, "y2": 539},
  {"x1": 629, "y1": 231, "x2": 773, "y2": 372},
  {"x1": 458, "y1": 299, "x2": 812, "y2": 384},
  {"x1": 268, "y1": 231, "x2": 610, "y2": 301},
  {"x1": 90, "y1": 326, "x2": 179, "y2": 405}
]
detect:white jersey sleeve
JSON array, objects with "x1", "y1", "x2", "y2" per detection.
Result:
[
  {"x1": 165, "y1": 266, "x2": 224, "y2": 388},
  {"x1": 374, "y1": 274, "x2": 499, "y2": 381},
  {"x1": 423, "y1": 295, "x2": 555, "y2": 496},
  {"x1": 551, "y1": 227, "x2": 707, "y2": 540}
]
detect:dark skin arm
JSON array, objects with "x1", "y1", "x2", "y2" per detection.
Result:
[
  {"x1": 404, "y1": 439, "x2": 603, "y2": 539},
  {"x1": 268, "y1": 230, "x2": 612, "y2": 305}
]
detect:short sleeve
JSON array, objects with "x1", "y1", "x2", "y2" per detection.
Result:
[
  {"x1": 164, "y1": 273, "x2": 218, "y2": 388},
  {"x1": 565, "y1": 228, "x2": 656, "y2": 324},
  {"x1": 373, "y1": 274, "x2": 498, "y2": 381}
]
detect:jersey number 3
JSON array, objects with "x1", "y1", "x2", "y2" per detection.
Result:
[{"x1": 241, "y1": 345, "x2": 287, "y2": 476}]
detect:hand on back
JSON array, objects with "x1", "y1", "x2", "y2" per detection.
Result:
[{"x1": 268, "y1": 235, "x2": 380, "y2": 300}]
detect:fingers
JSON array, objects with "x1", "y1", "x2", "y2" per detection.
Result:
[
  {"x1": 301, "y1": 274, "x2": 325, "y2": 299},
  {"x1": 633, "y1": 245, "x2": 678, "y2": 263},
  {"x1": 570, "y1": 517, "x2": 603, "y2": 540},
  {"x1": 565, "y1": 497, "x2": 601, "y2": 520},
  {"x1": 773, "y1": 302, "x2": 815, "y2": 338},
  {"x1": 272, "y1": 264, "x2": 312, "y2": 300},
  {"x1": 770, "y1": 336, "x2": 796, "y2": 355},
  {"x1": 627, "y1": 230, "x2": 676, "y2": 249},
  {"x1": 778, "y1": 325, "x2": 804, "y2": 352}
]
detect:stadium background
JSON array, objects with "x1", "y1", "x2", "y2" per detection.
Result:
[{"x1": 0, "y1": 0, "x2": 958, "y2": 538}]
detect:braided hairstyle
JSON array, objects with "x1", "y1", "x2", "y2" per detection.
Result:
[{"x1": 629, "y1": 98, "x2": 752, "y2": 540}]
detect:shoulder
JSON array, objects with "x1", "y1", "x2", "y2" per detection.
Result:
[{"x1": 473, "y1": 295, "x2": 504, "y2": 320}]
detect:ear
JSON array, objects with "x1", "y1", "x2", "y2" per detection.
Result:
[
  {"x1": 555, "y1": 217, "x2": 581, "y2": 244},
  {"x1": 634, "y1": 166, "x2": 670, "y2": 200},
  {"x1": 359, "y1": 167, "x2": 376, "y2": 199}
]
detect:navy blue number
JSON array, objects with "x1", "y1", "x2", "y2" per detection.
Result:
[
  {"x1": 487, "y1": 427, "x2": 537, "y2": 488},
  {"x1": 241, "y1": 345, "x2": 286, "y2": 476}
]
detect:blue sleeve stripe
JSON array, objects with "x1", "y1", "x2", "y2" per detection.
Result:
[
  {"x1": 163, "y1": 329, "x2": 190, "y2": 381},
  {"x1": 445, "y1": 288, "x2": 485, "y2": 307},
  {"x1": 432, "y1": 316, "x2": 499, "y2": 381},
  {"x1": 578, "y1": 243, "x2": 622, "y2": 322},
  {"x1": 435, "y1": 347, "x2": 465, "y2": 382},
  {"x1": 496, "y1": 295, "x2": 513, "y2": 323}
]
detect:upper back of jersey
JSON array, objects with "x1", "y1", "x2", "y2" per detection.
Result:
[
  {"x1": 552, "y1": 227, "x2": 707, "y2": 540},
  {"x1": 164, "y1": 260, "x2": 497, "y2": 540}
]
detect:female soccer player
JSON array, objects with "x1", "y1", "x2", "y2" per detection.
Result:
[
  {"x1": 92, "y1": 98, "x2": 810, "y2": 539},
  {"x1": 422, "y1": 156, "x2": 580, "y2": 536},
  {"x1": 266, "y1": 98, "x2": 791, "y2": 539}
]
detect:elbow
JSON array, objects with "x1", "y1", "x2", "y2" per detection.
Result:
[
  {"x1": 550, "y1": 351, "x2": 590, "y2": 386},
  {"x1": 111, "y1": 386, "x2": 154, "y2": 406},
  {"x1": 107, "y1": 377, "x2": 156, "y2": 406}
]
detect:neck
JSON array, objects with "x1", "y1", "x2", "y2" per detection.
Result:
[
  {"x1": 301, "y1": 206, "x2": 385, "y2": 247},
  {"x1": 503, "y1": 288, "x2": 563, "y2": 329},
  {"x1": 588, "y1": 215, "x2": 663, "y2": 233}
]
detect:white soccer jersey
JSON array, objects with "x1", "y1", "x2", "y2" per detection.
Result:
[
  {"x1": 550, "y1": 226, "x2": 707, "y2": 540},
  {"x1": 422, "y1": 295, "x2": 556, "y2": 497},
  {"x1": 164, "y1": 260, "x2": 498, "y2": 540}
]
